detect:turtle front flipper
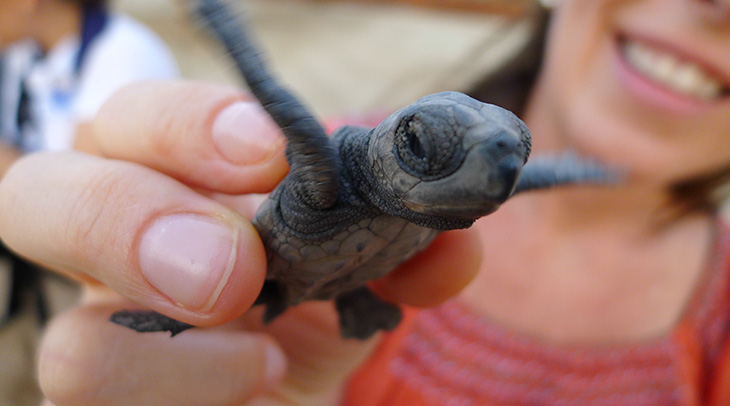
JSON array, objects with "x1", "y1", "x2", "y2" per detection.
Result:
[
  {"x1": 254, "y1": 280, "x2": 290, "y2": 323},
  {"x1": 335, "y1": 287, "x2": 403, "y2": 340},
  {"x1": 513, "y1": 152, "x2": 621, "y2": 194},
  {"x1": 195, "y1": 0, "x2": 340, "y2": 210},
  {"x1": 110, "y1": 310, "x2": 195, "y2": 337}
]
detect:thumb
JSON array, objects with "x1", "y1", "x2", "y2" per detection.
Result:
[{"x1": 0, "y1": 153, "x2": 266, "y2": 327}]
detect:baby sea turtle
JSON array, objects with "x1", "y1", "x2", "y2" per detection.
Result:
[{"x1": 110, "y1": 0, "x2": 615, "y2": 339}]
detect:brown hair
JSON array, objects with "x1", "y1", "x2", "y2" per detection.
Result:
[
  {"x1": 468, "y1": 8, "x2": 727, "y2": 215},
  {"x1": 468, "y1": 9, "x2": 548, "y2": 116}
]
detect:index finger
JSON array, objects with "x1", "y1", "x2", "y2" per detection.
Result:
[
  {"x1": 370, "y1": 228, "x2": 482, "y2": 307},
  {"x1": 0, "y1": 152, "x2": 267, "y2": 327},
  {"x1": 93, "y1": 80, "x2": 289, "y2": 194}
]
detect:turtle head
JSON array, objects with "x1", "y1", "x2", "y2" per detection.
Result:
[{"x1": 367, "y1": 92, "x2": 531, "y2": 226}]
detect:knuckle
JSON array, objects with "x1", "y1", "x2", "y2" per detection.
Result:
[
  {"x1": 147, "y1": 105, "x2": 181, "y2": 160},
  {"x1": 62, "y1": 162, "x2": 143, "y2": 266}
]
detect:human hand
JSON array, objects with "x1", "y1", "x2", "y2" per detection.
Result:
[{"x1": 0, "y1": 81, "x2": 482, "y2": 406}]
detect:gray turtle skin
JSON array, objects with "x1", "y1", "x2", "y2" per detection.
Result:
[
  {"x1": 110, "y1": 0, "x2": 615, "y2": 340},
  {"x1": 253, "y1": 92, "x2": 530, "y2": 338}
]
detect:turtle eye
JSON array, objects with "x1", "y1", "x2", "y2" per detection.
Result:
[
  {"x1": 395, "y1": 115, "x2": 431, "y2": 175},
  {"x1": 393, "y1": 111, "x2": 466, "y2": 179},
  {"x1": 408, "y1": 131, "x2": 426, "y2": 159}
]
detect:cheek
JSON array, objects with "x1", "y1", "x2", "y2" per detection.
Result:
[
  {"x1": 0, "y1": 25, "x2": 23, "y2": 49},
  {"x1": 659, "y1": 117, "x2": 730, "y2": 182},
  {"x1": 562, "y1": 36, "x2": 730, "y2": 182},
  {"x1": 566, "y1": 92, "x2": 730, "y2": 184},
  {"x1": 537, "y1": 1, "x2": 619, "y2": 140},
  {"x1": 0, "y1": 7, "x2": 33, "y2": 48},
  {"x1": 543, "y1": 0, "x2": 622, "y2": 80},
  {"x1": 543, "y1": 1, "x2": 730, "y2": 184}
]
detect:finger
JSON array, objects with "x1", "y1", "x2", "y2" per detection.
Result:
[
  {"x1": 94, "y1": 80, "x2": 289, "y2": 194},
  {"x1": 38, "y1": 302, "x2": 287, "y2": 406},
  {"x1": 0, "y1": 152, "x2": 265, "y2": 327},
  {"x1": 237, "y1": 303, "x2": 379, "y2": 401},
  {"x1": 370, "y1": 228, "x2": 482, "y2": 307}
]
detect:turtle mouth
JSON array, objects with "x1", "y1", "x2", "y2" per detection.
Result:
[
  {"x1": 400, "y1": 155, "x2": 521, "y2": 220},
  {"x1": 619, "y1": 35, "x2": 729, "y2": 101},
  {"x1": 403, "y1": 200, "x2": 504, "y2": 220}
]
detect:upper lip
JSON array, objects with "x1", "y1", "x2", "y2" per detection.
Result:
[{"x1": 617, "y1": 30, "x2": 730, "y2": 95}]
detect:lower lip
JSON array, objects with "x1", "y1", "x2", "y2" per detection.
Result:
[{"x1": 613, "y1": 38, "x2": 715, "y2": 115}]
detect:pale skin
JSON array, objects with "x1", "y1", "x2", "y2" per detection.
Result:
[
  {"x1": 0, "y1": 81, "x2": 481, "y2": 406},
  {"x1": 1, "y1": 0, "x2": 730, "y2": 405},
  {"x1": 463, "y1": 0, "x2": 730, "y2": 344},
  {"x1": 0, "y1": 0, "x2": 98, "y2": 177}
]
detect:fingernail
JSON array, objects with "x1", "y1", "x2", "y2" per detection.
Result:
[
  {"x1": 139, "y1": 214, "x2": 238, "y2": 311},
  {"x1": 263, "y1": 343, "x2": 287, "y2": 385},
  {"x1": 212, "y1": 102, "x2": 283, "y2": 165}
]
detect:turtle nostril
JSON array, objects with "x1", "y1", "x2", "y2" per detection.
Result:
[
  {"x1": 493, "y1": 155, "x2": 522, "y2": 201},
  {"x1": 498, "y1": 158, "x2": 520, "y2": 183},
  {"x1": 486, "y1": 131, "x2": 520, "y2": 159}
]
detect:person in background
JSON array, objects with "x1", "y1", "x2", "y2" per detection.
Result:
[
  {"x1": 1, "y1": 0, "x2": 730, "y2": 405},
  {"x1": 0, "y1": 0, "x2": 178, "y2": 169},
  {"x1": 0, "y1": 1, "x2": 177, "y2": 404}
]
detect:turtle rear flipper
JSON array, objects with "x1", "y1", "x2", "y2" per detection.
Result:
[
  {"x1": 110, "y1": 310, "x2": 195, "y2": 337},
  {"x1": 109, "y1": 279, "x2": 285, "y2": 336}
]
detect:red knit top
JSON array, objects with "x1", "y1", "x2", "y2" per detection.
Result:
[{"x1": 345, "y1": 221, "x2": 730, "y2": 406}]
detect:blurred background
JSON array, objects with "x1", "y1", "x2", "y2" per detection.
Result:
[
  {"x1": 113, "y1": 0, "x2": 536, "y2": 117},
  {"x1": 1, "y1": 1, "x2": 538, "y2": 405}
]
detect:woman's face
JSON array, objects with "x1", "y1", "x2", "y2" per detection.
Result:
[
  {"x1": 538, "y1": 0, "x2": 730, "y2": 186},
  {"x1": 0, "y1": 0, "x2": 34, "y2": 50}
]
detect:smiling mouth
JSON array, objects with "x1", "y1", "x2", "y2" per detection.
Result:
[{"x1": 619, "y1": 36, "x2": 729, "y2": 101}]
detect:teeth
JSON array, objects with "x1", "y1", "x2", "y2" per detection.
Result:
[{"x1": 622, "y1": 39, "x2": 726, "y2": 100}]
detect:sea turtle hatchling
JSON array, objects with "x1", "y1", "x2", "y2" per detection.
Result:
[{"x1": 110, "y1": 0, "x2": 617, "y2": 340}]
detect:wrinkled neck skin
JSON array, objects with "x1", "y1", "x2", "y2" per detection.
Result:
[{"x1": 519, "y1": 82, "x2": 714, "y2": 239}]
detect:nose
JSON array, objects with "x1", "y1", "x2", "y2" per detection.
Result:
[
  {"x1": 486, "y1": 131, "x2": 522, "y2": 161},
  {"x1": 496, "y1": 155, "x2": 521, "y2": 200}
]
